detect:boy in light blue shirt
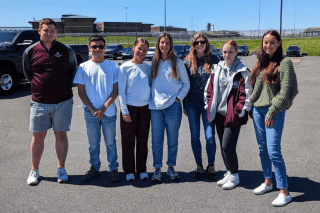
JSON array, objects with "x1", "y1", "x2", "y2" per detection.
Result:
[{"x1": 73, "y1": 35, "x2": 120, "y2": 183}]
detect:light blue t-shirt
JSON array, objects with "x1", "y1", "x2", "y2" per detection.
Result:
[
  {"x1": 73, "y1": 59, "x2": 118, "y2": 117},
  {"x1": 118, "y1": 61, "x2": 151, "y2": 115}
]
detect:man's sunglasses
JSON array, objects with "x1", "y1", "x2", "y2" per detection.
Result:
[
  {"x1": 193, "y1": 40, "x2": 206, "y2": 45},
  {"x1": 90, "y1": 45, "x2": 105, "y2": 49}
]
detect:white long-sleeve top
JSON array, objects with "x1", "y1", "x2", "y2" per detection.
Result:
[
  {"x1": 118, "y1": 61, "x2": 151, "y2": 115},
  {"x1": 149, "y1": 58, "x2": 190, "y2": 110}
]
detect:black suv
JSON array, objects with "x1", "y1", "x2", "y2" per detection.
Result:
[
  {"x1": 104, "y1": 44, "x2": 124, "y2": 60},
  {"x1": 286, "y1": 45, "x2": 301, "y2": 57},
  {"x1": 237, "y1": 45, "x2": 249, "y2": 56},
  {"x1": 174, "y1": 45, "x2": 190, "y2": 59}
]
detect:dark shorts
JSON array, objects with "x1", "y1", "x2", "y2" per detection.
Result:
[{"x1": 29, "y1": 98, "x2": 73, "y2": 132}]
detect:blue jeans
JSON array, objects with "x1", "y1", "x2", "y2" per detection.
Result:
[
  {"x1": 252, "y1": 106, "x2": 288, "y2": 189},
  {"x1": 84, "y1": 108, "x2": 119, "y2": 171},
  {"x1": 151, "y1": 102, "x2": 182, "y2": 168},
  {"x1": 184, "y1": 102, "x2": 216, "y2": 165}
]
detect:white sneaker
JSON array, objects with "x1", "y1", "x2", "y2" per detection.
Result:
[
  {"x1": 27, "y1": 169, "x2": 40, "y2": 185},
  {"x1": 217, "y1": 171, "x2": 231, "y2": 186},
  {"x1": 140, "y1": 172, "x2": 148, "y2": 180},
  {"x1": 272, "y1": 192, "x2": 292, "y2": 207},
  {"x1": 57, "y1": 167, "x2": 68, "y2": 183},
  {"x1": 126, "y1": 173, "x2": 135, "y2": 181},
  {"x1": 222, "y1": 173, "x2": 240, "y2": 190},
  {"x1": 254, "y1": 183, "x2": 273, "y2": 195}
]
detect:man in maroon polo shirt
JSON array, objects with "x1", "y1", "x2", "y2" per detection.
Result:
[{"x1": 23, "y1": 18, "x2": 77, "y2": 185}]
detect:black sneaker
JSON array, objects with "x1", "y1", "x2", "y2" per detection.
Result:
[
  {"x1": 81, "y1": 166, "x2": 100, "y2": 182},
  {"x1": 194, "y1": 164, "x2": 205, "y2": 179},
  {"x1": 206, "y1": 164, "x2": 217, "y2": 180},
  {"x1": 110, "y1": 169, "x2": 120, "y2": 183}
]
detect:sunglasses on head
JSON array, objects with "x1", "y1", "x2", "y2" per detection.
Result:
[
  {"x1": 193, "y1": 40, "x2": 206, "y2": 45},
  {"x1": 90, "y1": 45, "x2": 105, "y2": 50}
]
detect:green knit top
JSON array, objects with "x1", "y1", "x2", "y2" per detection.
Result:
[{"x1": 249, "y1": 57, "x2": 299, "y2": 120}]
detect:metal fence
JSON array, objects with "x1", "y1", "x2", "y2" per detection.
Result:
[{"x1": 57, "y1": 28, "x2": 320, "y2": 45}]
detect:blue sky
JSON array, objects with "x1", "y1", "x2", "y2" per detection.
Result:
[{"x1": 1, "y1": 0, "x2": 319, "y2": 31}]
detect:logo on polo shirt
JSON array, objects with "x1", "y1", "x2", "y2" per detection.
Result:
[{"x1": 54, "y1": 52, "x2": 62, "y2": 58}]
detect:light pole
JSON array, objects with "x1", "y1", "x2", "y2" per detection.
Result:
[
  {"x1": 258, "y1": 0, "x2": 261, "y2": 38},
  {"x1": 125, "y1": 7, "x2": 128, "y2": 22},
  {"x1": 164, "y1": 0, "x2": 166, "y2": 32},
  {"x1": 191, "y1": 17, "x2": 193, "y2": 31},
  {"x1": 280, "y1": 0, "x2": 283, "y2": 36},
  {"x1": 294, "y1": 11, "x2": 296, "y2": 36}
]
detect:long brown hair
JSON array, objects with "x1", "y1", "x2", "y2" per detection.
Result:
[
  {"x1": 250, "y1": 30, "x2": 283, "y2": 85},
  {"x1": 184, "y1": 33, "x2": 211, "y2": 74},
  {"x1": 152, "y1": 33, "x2": 177, "y2": 79}
]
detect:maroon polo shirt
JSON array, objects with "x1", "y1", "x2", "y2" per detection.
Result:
[{"x1": 23, "y1": 40, "x2": 77, "y2": 104}]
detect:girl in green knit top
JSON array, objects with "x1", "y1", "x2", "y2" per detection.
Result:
[{"x1": 250, "y1": 30, "x2": 298, "y2": 207}]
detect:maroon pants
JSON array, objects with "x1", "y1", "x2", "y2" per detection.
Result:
[{"x1": 120, "y1": 105, "x2": 151, "y2": 174}]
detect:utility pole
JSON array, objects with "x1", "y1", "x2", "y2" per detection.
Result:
[
  {"x1": 164, "y1": 0, "x2": 166, "y2": 32},
  {"x1": 280, "y1": 0, "x2": 283, "y2": 36},
  {"x1": 293, "y1": 11, "x2": 297, "y2": 35},
  {"x1": 258, "y1": 0, "x2": 261, "y2": 38},
  {"x1": 191, "y1": 17, "x2": 193, "y2": 31},
  {"x1": 125, "y1": 7, "x2": 128, "y2": 22}
]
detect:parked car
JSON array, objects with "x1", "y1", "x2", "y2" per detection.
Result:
[
  {"x1": 104, "y1": 44, "x2": 124, "y2": 60},
  {"x1": 210, "y1": 44, "x2": 215, "y2": 53},
  {"x1": 212, "y1": 48, "x2": 223, "y2": 60},
  {"x1": 237, "y1": 45, "x2": 249, "y2": 56},
  {"x1": 0, "y1": 29, "x2": 88, "y2": 95},
  {"x1": 121, "y1": 47, "x2": 133, "y2": 60},
  {"x1": 118, "y1": 47, "x2": 128, "y2": 58},
  {"x1": 286, "y1": 45, "x2": 301, "y2": 57},
  {"x1": 174, "y1": 44, "x2": 190, "y2": 59},
  {"x1": 145, "y1": 47, "x2": 155, "y2": 61}
]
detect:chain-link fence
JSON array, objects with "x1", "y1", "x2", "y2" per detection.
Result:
[{"x1": 56, "y1": 28, "x2": 320, "y2": 45}]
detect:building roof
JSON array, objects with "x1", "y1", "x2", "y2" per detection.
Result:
[
  {"x1": 29, "y1": 18, "x2": 62, "y2": 23},
  {"x1": 304, "y1": 27, "x2": 320, "y2": 33},
  {"x1": 28, "y1": 15, "x2": 96, "y2": 24},
  {"x1": 61, "y1": 15, "x2": 96, "y2": 19}
]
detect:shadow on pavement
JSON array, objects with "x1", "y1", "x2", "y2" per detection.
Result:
[
  {"x1": 239, "y1": 170, "x2": 320, "y2": 202},
  {"x1": 39, "y1": 170, "x2": 222, "y2": 189},
  {"x1": 0, "y1": 83, "x2": 31, "y2": 99},
  {"x1": 39, "y1": 170, "x2": 320, "y2": 202}
]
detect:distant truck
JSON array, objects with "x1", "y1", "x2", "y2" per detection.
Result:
[{"x1": 0, "y1": 29, "x2": 89, "y2": 95}]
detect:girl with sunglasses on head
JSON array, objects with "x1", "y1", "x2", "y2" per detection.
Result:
[
  {"x1": 250, "y1": 30, "x2": 298, "y2": 207},
  {"x1": 183, "y1": 33, "x2": 220, "y2": 179},
  {"x1": 149, "y1": 33, "x2": 190, "y2": 182},
  {"x1": 118, "y1": 38, "x2": 151, "y2": 181},
  {"x1": 204, "y1": 40, "x2": 252, "y2": 190}
]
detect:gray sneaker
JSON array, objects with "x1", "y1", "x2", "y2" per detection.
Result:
[
  {"x1": 152, "y1": 168, "x2": 162, "y2": 182},
  {"x1": 110, "y1": 169, "x2": 120, "y2": 183},
  {"x1": 166, "y1": 167, "x2": 180, "y2": 180}
]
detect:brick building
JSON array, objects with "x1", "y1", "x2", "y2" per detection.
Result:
[
  {"x1": 28, "y1": 14, "x2": 96, "y2": 33},
  {"x1": 95, "y1": 22, "x2": 153, "y2": 32}
]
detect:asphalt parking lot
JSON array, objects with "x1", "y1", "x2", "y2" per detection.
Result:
[{"x1": 0, "y1": 55, "x2": 319, "y2": 212}]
